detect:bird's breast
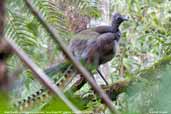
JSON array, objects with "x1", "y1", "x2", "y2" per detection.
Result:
[
  {"x1": 98, "y1": 41, "x2": 117, "y2": 64},
  {"x1": 99, "y1": 53, "x2": 115, "y2": 64}
]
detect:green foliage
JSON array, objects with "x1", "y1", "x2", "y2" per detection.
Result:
[
  {"x1": 0, "y1": 92, "x2": 14, "y2": 113},
  {"x1": 119, "y1": 56, "x2": 171, "y2": 114},
  {"x1": 41, "y1": 96, "x2": 72, "y2": 112},
  {"x1": 110, "y1": 0, "x2": 171, "y2": 80},
  {"x1": 5, "y1": 0, "x2": 171, "y2": 113}
]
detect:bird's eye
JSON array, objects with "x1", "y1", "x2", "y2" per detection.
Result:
[{"x1": 116, "y1": 16, "x2": 120, "y2": 20}]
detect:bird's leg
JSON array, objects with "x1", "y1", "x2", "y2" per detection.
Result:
[{"x1": 96, "y1": 69, "x2": 109, "y2": 85}]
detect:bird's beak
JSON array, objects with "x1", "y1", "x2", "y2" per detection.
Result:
[{"x1": 122, "y1": 15, "x2": 129, "y2": 21}]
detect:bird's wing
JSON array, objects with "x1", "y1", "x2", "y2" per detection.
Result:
[
  {"x1": 96, "y1": 33, "x2": 119, "y2": 64},
  {"x1": 96, "y1": 33, "x2": 116, "y2": 49},
  {"x1": 72, "y1": 25, "x2": 112, "y2": 40},
  {"x1": 68, "y1": 39, "x2": 88, "y2": 59},
  {"x1": 94, "y1": 26, "x2": 113, "y2": 34},
  {"x1": 97, "y1": 33, "x2": 120, "y2": 54},
  {"x1": 80, "y1": 40, "x2": 99, "y2": 65},
  {"x1": 73, "y1": 29, "x2": 100, "y2": 40}
]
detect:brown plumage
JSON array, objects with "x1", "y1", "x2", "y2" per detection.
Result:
[
  {"x1": 69, "y1": 13, "x2": 128, "y2": 66},
  {"x1": 68, "y1": 13, "x2": 128, "y2": 90},
  {"x1": 80, "y1": 33, "x2": 119, "y2": 65}
]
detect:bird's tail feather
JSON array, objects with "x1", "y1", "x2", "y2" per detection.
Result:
[{"x1": 14, "y1": 62, "x2": 76, "y2": 111}]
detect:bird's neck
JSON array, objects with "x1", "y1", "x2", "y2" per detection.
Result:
[{"x1": 112, "y1": 22, "x2": 121, "y2": 33}]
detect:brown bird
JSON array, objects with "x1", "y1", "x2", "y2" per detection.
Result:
[
  {"x1": 69, "y1": 13, "x2": 128, "y2": 88},
  {"x1": 69, "y1": 13, "x2": 128, "y2": 62}
]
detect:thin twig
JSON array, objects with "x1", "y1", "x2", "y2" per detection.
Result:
[
  {"x1": 5, "y1": 38, "x2": 81, "y2": 113},
  {"x1": 24, "y1": 0, "x2": 118, "y2": 113}
]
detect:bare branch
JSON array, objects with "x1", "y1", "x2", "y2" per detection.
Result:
[
  {"x1": 24, "y1": 0, "x2": 118, "y2": 113},
  {"x1": 0, "y1": 0, "x2": 11, "y2": 90},
  {"x1": 5, "y1": 38, "x2": 81, "y2": 113}
]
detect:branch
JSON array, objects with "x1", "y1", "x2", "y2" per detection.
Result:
[
  {"x1": 101, "y1": 80, "x2": 130, "y2": 101},
  {"x1": 24, "y1": 0, "x2": 118, "y2": 113},
  {"x1": 82, "y1": 80, "x2": 130, "y2": 104},
  {"x1": 0, "y1": 0, "x2": 12, "y2": 90}
]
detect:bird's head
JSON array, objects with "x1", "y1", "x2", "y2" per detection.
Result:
[{"x1": 111, "y1": 13, "x2": 128, "y2": 27}]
